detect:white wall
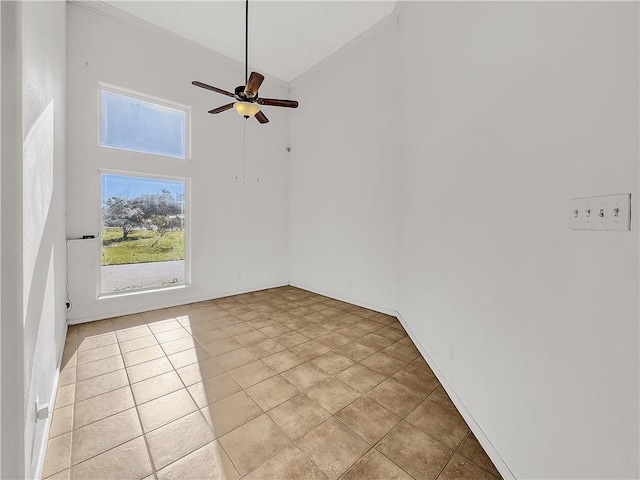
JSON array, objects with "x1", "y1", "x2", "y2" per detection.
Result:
[
  {"x1": 66, "y1": 3, "x2": 291, "y2": 322},
  {"x1": 289, "y1": 2, "x2": 639, "y2": 478},
  {"x1": 1, "y1": 1, "x2": 67, "y2": 478},
  {"x1": 1, "y1": 4, "x2": 3, "y2": 473},
  {"x1": 10, "y1": 1, "x2": 632, "y2": 478},
  {"x1": 398, "y1": 3, "x2": 638, "y2": 478},
  {"x1": 0, "y1": 3, "x2": 24, "y2": 477},
  {"x1": 289, "y1": 17, "x2": 400, "y2": 312}
]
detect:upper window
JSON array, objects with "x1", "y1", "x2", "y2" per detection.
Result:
[{"x1": 100, "y1": 86, "x2": 188, "y2": 159}]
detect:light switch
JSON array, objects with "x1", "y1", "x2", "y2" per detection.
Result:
[{"x1": 569, "y1": 194, "x2": 631, "y2": 231}]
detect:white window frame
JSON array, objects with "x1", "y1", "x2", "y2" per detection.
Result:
[
  {"x1": 97, "y1": 169, "x2": 191, "y2": 298},
  {"x1": 98, "y1": 82, "x2": 192, "y2": 160}
]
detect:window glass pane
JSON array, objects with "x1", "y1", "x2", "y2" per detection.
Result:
[
  {"x1": 101, "y1": 89, "x2": 186, "y2": 158},
  {"x1": 101, "y1": 173, "x2": 186, "y2": 294}
]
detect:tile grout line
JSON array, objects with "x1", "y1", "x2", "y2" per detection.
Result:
[
  {"x1": 60, "y1": 331, "x2": 79, "y2": 478},
  {"x1": 142, "y1": 308, "x2": 214, "y2": 477},
  {"x1": 333, "y1": 387, "x2": 421, "y2": 479},
  {"x1": 62, "y1": 312, "x2": 303, "y2": 471},
  {"x1": 114, "y1": 328, "x2": 160, "y2": 480},
  {"x1": 294, "y1": 405, "x2": 377, "y2": 480},
  {"x1": 123, "y1": 308, "x2": 214, "y2": 478},
  {"x1": 157, "y1": 307, "x2": 248, "y2": 479},
  {"x1": 198, "y1": 304, "x2": 336, "y2": 478},
  {"x1": 371, "y1": 421, "x2": 420, "y2": 478},
  {"x1": 403, "y1": 386, "x2": 501, "y2": 478},
  {"x1": 257, "y1": 359, "x2": 400, "y2": 479},
  {"x1": 51, "y1": 326, "x2": 93, "y2": 477},
  {"x1": 252, "y1": 322, "x2": 409, "y2": 471},
  {"x1": 379, "y1": 388, "x2": 464, "y2": 476},
  {"x1": 442, "y1": 432, "x2": 502, "y2": 479},
  {"x1": 434, "y1": 430, "x2": 471, "y2": 480},
  {"x1": 272, "y1": 333, "x2": 441, "y2": 479},
  {"x1": 47, "y1": 330, "x2": 78, "y2": 478},
  {"x1": 50, "y1": 289, "x2": 498, "y2": 480},
  {"x1": 211, "y1": 304, "x2": 293, "y2": 480},
  {"x1": 68, "y1": 337, "x2": 79, "y2": 454}
]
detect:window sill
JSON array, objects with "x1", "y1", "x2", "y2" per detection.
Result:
[{"x1": 97, "y1": 283, "x2": 190, "y2": 300}]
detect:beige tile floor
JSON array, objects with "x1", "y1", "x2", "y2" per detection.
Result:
[{"x1": 43, "y1": 286, "x2": 501, "y2": 480}]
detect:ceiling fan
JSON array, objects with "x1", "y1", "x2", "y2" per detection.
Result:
[{"x1": 191, "y1": 0, "x2": 298, "y2": 124}]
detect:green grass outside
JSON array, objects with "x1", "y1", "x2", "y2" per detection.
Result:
[{"x1": 102, "y1": 227, "x2": 185, "y2": 266}]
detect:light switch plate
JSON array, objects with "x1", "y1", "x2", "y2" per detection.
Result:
[{"x1": 569, "y1": 194, "x2": 631, "y2": 231}]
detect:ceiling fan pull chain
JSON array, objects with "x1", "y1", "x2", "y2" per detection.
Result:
[{"x1": 243, "y1": 118, "x2": 247, "y2": 186}]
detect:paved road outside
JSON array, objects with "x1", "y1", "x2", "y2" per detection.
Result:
[{"x1": 102, "y1": 260, "x2": 185, "y2": 292}]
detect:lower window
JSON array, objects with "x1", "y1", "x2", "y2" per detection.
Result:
[{"x1": 100, "y1": 172, "x2": 187, "y2": 294}]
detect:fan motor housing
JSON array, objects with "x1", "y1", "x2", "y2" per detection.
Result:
[{"x1": 235, "y1": 85, "x2": 257, "y2": 101}]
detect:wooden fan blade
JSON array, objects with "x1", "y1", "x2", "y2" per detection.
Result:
[
  {"x1": 257, "y1": 98, "x2": 299, "y2": 108},
  {"x1": 244, "y1": 72, "x2": 264, "y2": 97},
  {"x1": 208, "y1": 103, "x2": 234, "y2": 114},
  {"x1": 255, "y1": 111, "x2": 269, "y2": 124},
  {"x1": 192, "y1": 81, "x2": 235, "y2": 98}
]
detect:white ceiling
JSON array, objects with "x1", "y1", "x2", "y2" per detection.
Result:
[{"x1": 105, "y1": 1, "x2": 396, "y2": 83}]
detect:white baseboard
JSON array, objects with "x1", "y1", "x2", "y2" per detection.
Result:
[
  {"x1": 62, "y1": 282, "x2": 514, "y2": 478},
  {"x1": 288, "y1": 281, "x2": 398, "y2": 318},
  {"x1": 67, "y1": 281, "x2": 289, "y2": 325},
  {"x1": 394, "y1": 311, "x2": 515, "y2": 479},
  {"x1": 33, "y1": 322, "x2": 68, "y2": 480},
  {"x1": 289, "y1": 283, "x2": 515, "y2": 478}
]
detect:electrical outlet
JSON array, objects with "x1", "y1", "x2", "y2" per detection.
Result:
[
  {"x1": 35, "y1": 399, "x2": 50, "y2": 422},
  {"x1": 569, "y1": 194, "x2": 631, "y2": 231}
]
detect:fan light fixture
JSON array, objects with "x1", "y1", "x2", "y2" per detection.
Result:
[
  {"x1": 234, "y1": 101, "x2": 260, "y2": 118},
  {"x1": 191, "y1": 0, "x2": 298, "y2": 124}
]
